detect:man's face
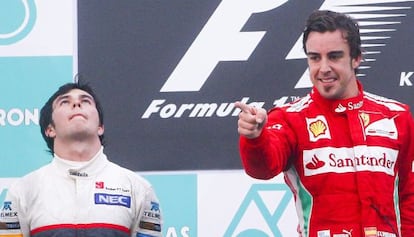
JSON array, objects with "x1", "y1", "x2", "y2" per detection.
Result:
[
  {"x1": 305, "y1": 30, "x2": 361, "y2": 100},
  {"x1": 46, "y1": 89, "x2": 103, "y2": 142}
]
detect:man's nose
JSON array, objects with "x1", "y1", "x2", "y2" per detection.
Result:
[
  {"x1": 72, "y1": 101, "x2": 81, "y2": 108},
  {"x1": 320, "y1": 58, "x2": 331, "y2": 73}
]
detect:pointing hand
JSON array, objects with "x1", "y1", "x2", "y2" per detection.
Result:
[{"x1": 235, "y1": 101, "x2": 267, "y2": 139}]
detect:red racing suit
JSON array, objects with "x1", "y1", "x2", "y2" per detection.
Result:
[{"x1": 239, "y1": 82, "x2": 414, "y2": 237}]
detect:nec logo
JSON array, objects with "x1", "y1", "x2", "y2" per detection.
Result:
[{"x1": 94, "y1": 193, "x2": 131, "y2": 208}]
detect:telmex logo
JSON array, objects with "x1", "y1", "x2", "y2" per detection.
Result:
[
  {"x1": 0, "y1": 0, "x2": 37, "y2": 45},
  {"x1": 160, "y1": 0, "x2": 413, "y2": 92}
]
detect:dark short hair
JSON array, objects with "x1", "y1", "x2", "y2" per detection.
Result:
[
  {"x1": 39, "y1": 81, "x2": 105, "y2": 154},
  {"x1": 302, "y1": 10, "x2": 362, "y2": 60}
]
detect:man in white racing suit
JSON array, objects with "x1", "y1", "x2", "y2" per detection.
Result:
[{"x1": 0, "y1": 82, "x2": 162, "y2": 237}]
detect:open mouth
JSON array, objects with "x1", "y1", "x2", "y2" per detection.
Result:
[{"x1": 319, "y1": 77, "x2": 336, "y2": 83}]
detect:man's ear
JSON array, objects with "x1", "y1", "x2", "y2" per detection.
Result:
[
  {"x1": 98, "y1": 125, "x2": 104, "y2": 136},
  {"x1": 352, "y1": 54, "x2": 362, "y2": 69},
  {"x1": 45, "y1": 125, "x2": 56, "y2": 138}
]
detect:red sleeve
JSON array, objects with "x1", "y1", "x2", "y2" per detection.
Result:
[
  {"x1": 398, "y1": 109, "x2": 414, "y2": 236},
  {"x1": 239, "y1": 108, "x2": 297, "y2": 180}
]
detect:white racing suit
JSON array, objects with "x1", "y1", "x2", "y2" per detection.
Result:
[{"x1": 0, "y1": 147, "x2": 162, "y2": 237}]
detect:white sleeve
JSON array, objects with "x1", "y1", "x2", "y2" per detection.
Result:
[
  {"x1": 0, "y1": 184, "x2": 29, "y2": 237},
  {"x1": 131, "y1": 185, "x2": 163, "y2": 237}
]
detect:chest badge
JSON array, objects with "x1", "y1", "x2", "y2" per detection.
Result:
[
  {"x1": 359, "y1": 112, "x2": 370, "y2": 127},
  {"x1": 306, "y1": 115, "x2": 331, "y2": 142}
]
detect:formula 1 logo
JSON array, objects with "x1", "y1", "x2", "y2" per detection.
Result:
[
  {"x1": 160, "y1": 0, "x2": 289, "y2": 92},
  {"x1": 0, "y1": 0, "x2": 37, "y2": 45},
  {"x1": 160, "y1": 0, "x2": 413, "y2": 92}
]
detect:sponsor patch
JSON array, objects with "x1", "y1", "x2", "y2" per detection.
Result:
[
  {"x1": 365, "y1": 118, "x2": 398, "y2": 140},
  {"x1": 306, "y1": 116, "x2": 331, "y2": 142},
  {"x1": 303, "y1": 146, "x2": 397, "y2": 176},
  {"x1": 2, "y1": 201, "x2": 12, "y2": 211},
  {"x1": 364, "y1": 227, "x2": 377, "y2": 237},
  {"x1": 0, "y1": 201, "x2": 18, "y2": 218},
  {"x1": 0, "y1": 221, "x2": 20, "y2": 230},
  {"x1": 317, "y1": 230, "x2": 330, "y2": 237},
  {"x1": 141, "y1": 201, "x2": 161, "y2": 220},
  {"x1": 359, "y1": 112, "x2": 370, "y2": 127},
  {"x1": 68, "y1": 170, "x2": 88, "y2": 177},
  {"x1": 94, "y1": 193, "x2": 131, "y2": 208},
  {"x1": 377, "y1": 231, "x2": 396, "y2": 237},
  {"x1": 139, "y1": 221, "x2": 161, "y2": 232},
  {"x1": 95, "y1": 181, "x2": 104, "y2": 189}
]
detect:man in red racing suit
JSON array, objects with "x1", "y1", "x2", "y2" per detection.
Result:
[
  {"x1": 235, "y1": 10, "x2": 414, "y2": 237},
  {"x1": 239, "y1": 83, "x2": 414, "y2": 236}
]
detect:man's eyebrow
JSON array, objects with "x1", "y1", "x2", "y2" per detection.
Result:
[
  {"x1": 306, "y1": 52, "x2": 320, "y2": 57},
  {"x1": 79, "y1": 94, "x2": 94, "y2": 100},
  {"x1": 54, "y1": 93, "x2": 94, "y2": 103},
  {"x1": 55, "y1": 94, "x2": 70, "y2": 103},
  {"x1": 328, "y1": 51, "x2": 344, "y2": 56},
  {"x1": 306, "y1": 51, "x2": 345, "y2": 56}
]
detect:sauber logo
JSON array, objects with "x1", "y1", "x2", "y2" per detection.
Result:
[{"x1": 303, "y1": 146, "x2": 398, "y2": 176}]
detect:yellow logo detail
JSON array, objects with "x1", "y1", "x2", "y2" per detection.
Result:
[
  {"x1": 359, "y1": 112, "x2": 370, "y2": 127},
  {"x1": 309, "y1": 120, "x2": 327, "y2": 137}
]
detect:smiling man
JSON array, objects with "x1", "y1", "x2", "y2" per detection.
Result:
[
  {"x1": 0, "y1": 82, "x2": 163, "y2": 237},
  {"x1": 235, "y1": 10, "x2": 414, "y2": 237}
]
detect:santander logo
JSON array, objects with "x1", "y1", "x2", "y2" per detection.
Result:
[
  {"x1": 303, "y1": 146, "x2": 398, "y2": 176},
  {"x1": 305, "y1": 155, "x2": 325, "y2": 170}
]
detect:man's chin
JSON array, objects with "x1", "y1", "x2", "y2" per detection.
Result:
[{"x1": 317, "y1": 87, "x2": 340, "y2": 100}]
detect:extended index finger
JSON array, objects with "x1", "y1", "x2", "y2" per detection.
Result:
[{"x1": 234, "y1": 101, "x2": 253, "y2": 114}]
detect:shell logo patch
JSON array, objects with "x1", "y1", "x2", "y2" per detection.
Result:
[{"x1": 306, "y1": 115, "x2": 331, "y2": 142}]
